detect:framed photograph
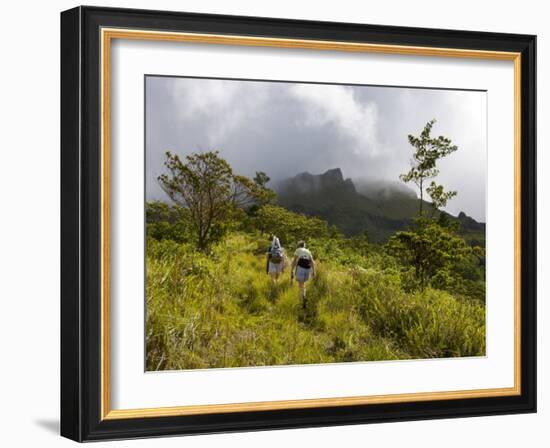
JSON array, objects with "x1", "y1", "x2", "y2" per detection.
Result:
[{"x1": 60, "y1": 6, "x2": 536, "y2": 442}]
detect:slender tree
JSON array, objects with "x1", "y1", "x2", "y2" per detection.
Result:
[{"x1": 400, "y1": 119, "x2": 458, "y2": 216}]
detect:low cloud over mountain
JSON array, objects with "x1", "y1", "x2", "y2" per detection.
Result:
[{"x1": 276, "y1": 168, "x2": 484, "y2": 243}]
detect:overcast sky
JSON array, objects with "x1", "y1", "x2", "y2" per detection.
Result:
[{"x1": 146, "y1": 76, "x2": 486, "y2": 222}]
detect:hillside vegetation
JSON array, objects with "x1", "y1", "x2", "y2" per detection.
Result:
[
  {"x1": 277, "y1": 168, "x2": 485, "y2": 244},
  {"x1": 146, "y1": 120, "x2": 486, "y2": 371},
  {"x1": 146, "y1": 207, "x2": 486, "y2": 370}
]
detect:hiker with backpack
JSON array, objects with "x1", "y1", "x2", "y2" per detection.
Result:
[
  {"x1": 290, "y1": 240, "x2": 316, "y2": 306},
  {"x1": 266, "y1": 236, "x2": 286, "y2": 282}
]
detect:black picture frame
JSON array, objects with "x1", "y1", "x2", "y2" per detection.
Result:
[{"x1": 61, "y1": 5, "x2": 536, "y2": 442}]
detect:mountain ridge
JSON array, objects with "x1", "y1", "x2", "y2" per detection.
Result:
[{"x1": 275, "y1": 168, "x2": 484, "y2": 243}]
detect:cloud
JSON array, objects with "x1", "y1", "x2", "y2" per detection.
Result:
[
  {"x1": 169, "y1": 78, "x2": 271, "y2": 147},
  {"x1": 145, "y1": 77, "x2": 486, "y2": 221},
  {"x1": 289, "y1": 84, "x2": 381, "y2": 156}
]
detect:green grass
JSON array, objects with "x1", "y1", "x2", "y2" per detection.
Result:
[{"x1": 146, "y1": 232, "x2": 485, "y2": 371}]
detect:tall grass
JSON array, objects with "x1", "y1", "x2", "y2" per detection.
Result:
[{"x1": 146, "y1": 233, "x2": 485, "y2": 370}]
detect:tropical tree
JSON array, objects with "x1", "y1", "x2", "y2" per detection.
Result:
[
  {"x1": 158, "y1": 151, "x2": 273, "y2": 250},
  {"x1": 386, "y1": 218, "x2": 471, "y2": 290},
  {"x1": 400, "y1": 119, "x2": 458, "y2": 216}
]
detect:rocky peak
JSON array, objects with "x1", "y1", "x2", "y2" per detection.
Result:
[
  {"x1": 280, "y1": 168, "x2": 356, "y2": 194},
  {"x1": 321, "y1": 168, "x2": 344, "y2": 183}
]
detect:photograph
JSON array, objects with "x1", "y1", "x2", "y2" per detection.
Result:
[
  {"x1": 145, "y1": 76, "x2": 487, "y2": 371},
  {"x1": 56, "y1": 4, "x2": 538, "y2": 442}
]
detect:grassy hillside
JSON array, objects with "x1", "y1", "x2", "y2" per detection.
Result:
[{"x1": 146, "y1": 232, "x2": 485, "y2": 371}]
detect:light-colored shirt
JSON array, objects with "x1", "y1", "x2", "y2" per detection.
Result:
[{"x1": 294, "y1": 247, "x2": 313, "y2": 260}]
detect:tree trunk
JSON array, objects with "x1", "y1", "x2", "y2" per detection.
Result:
[
  {"x1": 197, "y1": 228, "x2": 207, "y2": 251},
  {"x1": 419, "y1": 179, "x2": 423, "y2": 217}
]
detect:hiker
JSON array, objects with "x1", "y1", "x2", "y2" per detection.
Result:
[
  {"x1": 266, "y1": 236, "x2": 285, "y2": 282},
  {"x1": 290, "y1": 240, "x2": 315, "y2": 307}
]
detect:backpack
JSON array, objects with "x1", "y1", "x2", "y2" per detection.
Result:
[
  {"x1": 270, "y1": 246, "x2": 284, "y2": 264},
  {"x1": 297, "y1": 255, "x2": 312, "y2": 269}
]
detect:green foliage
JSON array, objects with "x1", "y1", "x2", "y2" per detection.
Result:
[
  {"x1": 347, "y1": 268, "x2": 484, "y2": 358},
  {"x1": 158, "y1": 151, "x2": 235, "y2": 250},
  {"x1": 254, "y1": 204, "x2": 333, "y2": 247},
  {"x1": 158, "y1": 151, "x2": 275, "y2": 250},
  {"x1": 146, "y1": 201, "x2": 193, "y2": 243},
  {"x1": 386, "y1": 218, "x2": 472, "y2": 291},
  {"x1": 146, "y1": 232, "x2": 485, "y2": 371},
  {"x1": 426, "y1": 181, "x2": 457, "y2": 214},
  {"x1": 400, "y1": 119, "x2": 458, "y2": 216}
]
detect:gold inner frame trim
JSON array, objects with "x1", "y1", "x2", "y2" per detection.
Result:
[{"x1": 100, "y1": 27, "x2": 522, "y2": 420}]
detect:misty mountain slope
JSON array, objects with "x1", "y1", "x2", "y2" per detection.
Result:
[
  {"x1": 354, "y1": 179, "x2": 423, "y2": 220},
  {"x1": 275, "y1": 168, "x2": 485, "y2": 243},
  {"x1": 276, "y1": 168, "x2": 410, "y2": 241}
]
